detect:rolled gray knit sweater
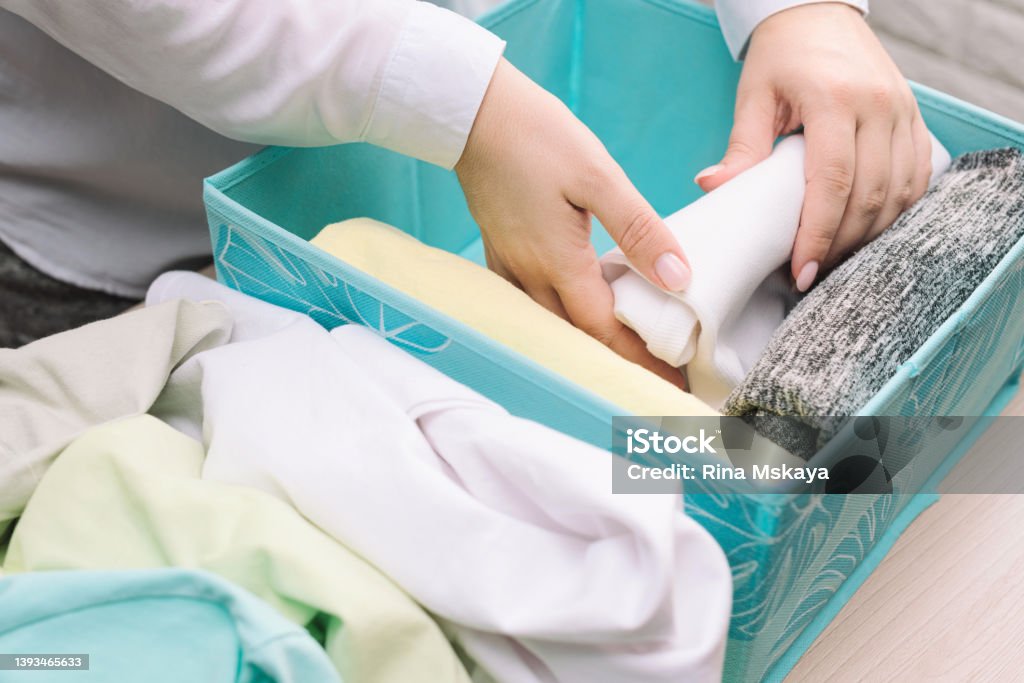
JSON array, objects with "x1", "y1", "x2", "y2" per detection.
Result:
[{"x1": 725, "y1": 148, "x2": 1024, "y2": 458}]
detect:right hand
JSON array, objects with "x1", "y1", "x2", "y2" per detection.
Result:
[
  {"x1": 455, "y1": 59, "x2": 691, "y2": 388},
  {"x1": 694, "y1": 3, "x2": 932, "y2": 291}
]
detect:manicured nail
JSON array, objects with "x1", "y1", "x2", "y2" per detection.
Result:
[
  {"x1": 796, "y1": 261, "x2": 819, "y2": 293},
  {"x1": 655, "y1": 252, "x2": 691, "y2": 292},
  {"x1": 694, "y1": 164, "x2": 725, "y2": 185}
]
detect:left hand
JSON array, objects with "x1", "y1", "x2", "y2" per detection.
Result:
[{"x1": 694, "y1": 2, "x2": 933, "y2": 291}]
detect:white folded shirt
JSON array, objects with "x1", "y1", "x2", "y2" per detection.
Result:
[
  {"x1": 601, "y1": 132, "x2": 952, "y2": 408},
  {"x1": 146, "y1": 272, "x2": 733, "y2": 683}
]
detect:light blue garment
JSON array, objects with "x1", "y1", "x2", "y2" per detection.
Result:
[{"x1": 0, "y1": 568, "x2": 342, "y2": 683}]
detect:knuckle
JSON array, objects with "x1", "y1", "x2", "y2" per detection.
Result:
[
  {"x1": 591, "y1": 326, "x2": 617, "y2": 347},
  {"x1": 574, "y1": 309, "x2": 616, "y2": 345},
  {"x1": 822, "y1": 79, "x2": 855, "y2": 108},
  {"x1": 799, "y1": 226, "x2": 836, "y2": 257},
  {"x1": 726, "y1": 136, "x2": 759, "y2": 160},
  {"x1": 579, "y1": 158, "x2": 616, "y2": 197},
  {"x1": 857, "y1": 187, "x2": 888, "y2": 219},
  {"x1": 617, "y1": 207, "x2": 662, "y2": 255},
  {"x1": 824, "y1": 80, "x2": 902, "y2": 115},
  {"x1": 816, "y1": 163, "x2": 855, "y2": 197},
  {"x1": 867, "y1": 85, "x2": 895, "y2": 114},
  {"x1": 893, "y1": 182, "x2": 914, "y2": 210},
  {"x1": 592, "y1": 321, "x2": 627, "y2": 349}
]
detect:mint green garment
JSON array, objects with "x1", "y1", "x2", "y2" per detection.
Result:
[
  {"x1": 0, "y1": 568, "x2": 341, "y2": 683},
  {"x1": 4, "y1": 415, "x2": 469, "y2": 683}
]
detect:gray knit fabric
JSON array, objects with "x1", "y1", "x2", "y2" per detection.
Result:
[{"x1": 725, "y1": 148, "x2": 1024, "y2": 459}]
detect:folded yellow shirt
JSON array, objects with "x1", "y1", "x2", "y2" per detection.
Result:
[{"x1": 311, "y1": 219, "x2": 717, "y2": 417}]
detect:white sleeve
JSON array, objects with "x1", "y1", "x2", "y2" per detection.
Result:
[
  {"x1": 0, "y1": 0, "x2": 505, "y2": 169},
  {"x1": 714, "y1": 0, "x2": 869, "y2": 60}
]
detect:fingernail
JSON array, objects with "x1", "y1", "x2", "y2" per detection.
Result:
[
  {"x1": 694, "y1": 164, "x2": 725, "y2": 185},
  {"x1": 796, "y1": 261, "x2": 819, "y2": 293},
  {"x1": 655, "y1": 253, "x2": 691, "y2": 292}
]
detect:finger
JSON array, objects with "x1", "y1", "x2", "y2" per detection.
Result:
[
  {"x1": 696, "y1": 86, "x2": 779, "y2": 192},
  {"x1": 550, "y1": 252, "x2": 688, "y2": 389},
  {"x1": 825, "y1": 118, "x2": 891, "y2": 265},
  {"x1": 482, "y1": 235, "x2": 521, "y2": 289},
  {"x1": 575, "y1": 162, "x2": 691, "y2": 293},
  {"x1": 794, "y1": 111, "x2": 856, "y2": 290},
  {"x1": 909, "y1": 112, "x2": 932, "y2": 202},
  {"x1": 866, "y1": 118, "x2": 915, "y2": 241},
  {"x1": 521, "y1": 278, "x2": 570, "y2": 321}
]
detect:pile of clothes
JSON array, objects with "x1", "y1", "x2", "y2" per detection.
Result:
[{"x1": 0, "y1": 273, "x2": 732, "y2": 683}]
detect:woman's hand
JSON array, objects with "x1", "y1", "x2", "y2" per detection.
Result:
[
  {"x1": 695, "y1": 2, "x2": 932, "y2": 291},
  {"x1": 456, "y1": 58, "x2": 690, "y2": 387}
]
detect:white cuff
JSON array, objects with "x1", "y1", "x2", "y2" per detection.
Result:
[
  {"x1": 715, "y1": 0, "x2": 869, "y2": 60},
  {"x1": 610, "y1": 270, "x2": 700, "y2": 368},
  {"x1": 364, "y1": 1, "x2": 506, "y2": 169}
]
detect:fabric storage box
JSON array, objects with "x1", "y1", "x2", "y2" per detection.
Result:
[{"x1": 201, "y1": 0, "x2": 1024, "y2": 680}]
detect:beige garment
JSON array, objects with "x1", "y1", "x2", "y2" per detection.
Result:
[
  {"x1": 311, "y1": 219, "x2": 717, "y2": 417},
  {"x1": 0, "y1": 299, "x2": 232, "y2": 532}
]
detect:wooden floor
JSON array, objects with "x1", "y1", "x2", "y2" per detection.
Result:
[{"x1": 786, "y1": 388, "x2": 1024, "y2": 682}]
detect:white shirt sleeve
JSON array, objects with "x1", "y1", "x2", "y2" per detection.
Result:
[
  {"x1": 715, "y1": 0, "x2": 869, "y2": 60},
  {"x1": 0, "y1": 0, "x2": 505, "y2": 169}
]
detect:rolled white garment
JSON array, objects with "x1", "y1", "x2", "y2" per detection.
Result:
[{"x1": 601, "y1": 132, "x2": 952, "y2": 408}]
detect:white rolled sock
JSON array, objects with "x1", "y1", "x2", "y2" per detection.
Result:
[{"x1": 602, "y1": 132, "x2": 952, "y2": 408}]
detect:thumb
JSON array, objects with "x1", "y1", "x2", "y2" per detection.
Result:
[
  {"x1": 695, "y1": 90, "x2": 777, "y2": 192},
  {"x1": 582, "y1": 164, "x2": 691, "y2": 293}
]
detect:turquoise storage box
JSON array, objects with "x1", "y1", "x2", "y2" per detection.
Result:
[{"x1": 202, "y1": 0, "x2": 1024, "y2": 680}]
